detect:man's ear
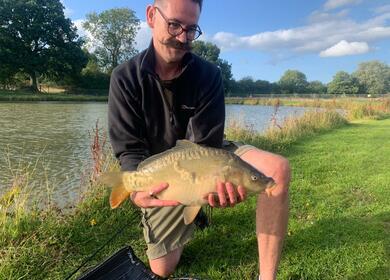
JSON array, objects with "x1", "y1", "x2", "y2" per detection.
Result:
[{"x1": 146, "y1": 5, "x2": 155, "y2": 28}]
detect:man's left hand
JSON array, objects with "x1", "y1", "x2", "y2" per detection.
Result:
[{"x1": 205, "y1": 181, "x2": 246, "y2": 208}]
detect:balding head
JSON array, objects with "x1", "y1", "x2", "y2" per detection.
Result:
[{"x1": 154, "y1": 0, "x2": 203, "y2": 11}]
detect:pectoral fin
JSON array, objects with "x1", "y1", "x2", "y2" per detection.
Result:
[{"x1": 183, "y1": 206, "x2": 202, "y2": 225}]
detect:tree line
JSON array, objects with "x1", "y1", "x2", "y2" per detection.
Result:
[{"x1": 1, "y1": 0, "x2": 389, "y2": 95}]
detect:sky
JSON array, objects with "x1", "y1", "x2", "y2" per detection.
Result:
[{"x1": 62, "y1": 0, "x2": 390, "y2": 83}]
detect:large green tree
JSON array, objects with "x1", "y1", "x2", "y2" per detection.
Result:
[
  {"x1": 191, "y1": 40, "x2": 233, "y2": 93},
  {"x1": 83, "y1": 8, "x2": 140, "y2": 73},
  {"x1": 0, "y1": 0, "x2": 87, "y2": 91},
  {"x1": 353, "y1": 60, "x2": 390, "y2": 95},
  {"x1": 278, "y1": 70, "x2": 309, "y2": 94},
  {"x1": 327, "y1": 71, "x2": 361, "y2": 95}
]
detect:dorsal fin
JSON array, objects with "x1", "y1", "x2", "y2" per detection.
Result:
[
  {"x1": 175, "y1": 139, "x2": 200, "y2": 148},
  {"x1": 137, "y1": 140, "x2": 201, "y2": 170}
]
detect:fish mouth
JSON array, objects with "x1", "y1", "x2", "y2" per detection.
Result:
[{"x1": 265, "y1": 180, "x2": 277, "y2": 197}]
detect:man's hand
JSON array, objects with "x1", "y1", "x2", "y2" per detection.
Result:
[
  {"x1": 205, "y1": 181, "x2": 247, "y2": 208},
  {"x1": 130, "y1": 183, "x2": 181, "y2": 208}
]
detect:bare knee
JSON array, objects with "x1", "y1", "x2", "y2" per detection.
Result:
[
  {"x1": 275, "y1": 157, "x2": 291, "y2": 191},
  {"x1": 150, "y1": 264, "x2": 176, "y2": 278},
  {"x1": 149, "y1": 247, "x2": 182, "y2": 277},
  {"x1": 266, "y1": 156, "x2": 291, "y2": 199}
]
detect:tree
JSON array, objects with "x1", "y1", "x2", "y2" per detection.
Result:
[
  {"x1": 308, "y1": 80, "x2": 327, "y2": 94},
  {"x1": 0, "y1": 0, "x2": 87, "y2": 91},
  {"x1": 236, "y1": 76, "x2": 256, "y2": 95},
  {"x1": 191, "y1": 40, "x2": 233, "y2": 93},
  {"x1": 254, "y1": 79, "x2": 272, "y2": 94},
  {"x1": 278, "y1": 70, "x2": 309, "y2": 94},
  {"x1": 83, "y1": 8, "x2": 140, "y2": 73},
  {"x1": 353, "y1": 60, "x2": 390, "y2": 95},
  {"x1": 327, "y1": 71, "x2": 361, "y2": 95}
]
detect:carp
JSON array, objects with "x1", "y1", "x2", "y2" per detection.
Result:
[{"x1": 100, "y1": 140, "x2": 275, "y2": 224}]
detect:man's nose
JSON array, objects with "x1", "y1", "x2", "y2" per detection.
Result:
[{"x1": 176, "y1": 31, "x2": 188, "y2": 43}]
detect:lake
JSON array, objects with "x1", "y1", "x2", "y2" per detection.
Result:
[{"x1": 0, "y1": 102, "x2": 308, "y2": 207}]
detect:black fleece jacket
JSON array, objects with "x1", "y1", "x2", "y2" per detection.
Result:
[{"x1": 108, "y1": 43, "x2": 225, "y2": 171}]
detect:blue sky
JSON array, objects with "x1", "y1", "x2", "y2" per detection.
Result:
[{"x1": 63, "y1": 0, "x2": 390, "y2": 83}]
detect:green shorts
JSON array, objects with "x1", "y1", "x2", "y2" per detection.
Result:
[{"x1": 141, "y1": 140, "x2": 256, "y2": 260}]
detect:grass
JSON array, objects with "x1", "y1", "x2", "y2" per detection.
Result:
[
  {"x1": 1, "y1": 102, "x2": 389, "y2": 279},
  {"x1": 226, "y1": 110, "x2": 348, "y2": 153},
  {"x1": 0, "y1": 89, "x2": 108, "y2": 102}
]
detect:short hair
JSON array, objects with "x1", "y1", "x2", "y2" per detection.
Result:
[{"x1": 154, "y1": 0, "x2": 203, "y2": 11}]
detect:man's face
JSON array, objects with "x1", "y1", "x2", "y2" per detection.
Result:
[{"x1": 147, "y1": 0, "x2": 201, "y2": 64}]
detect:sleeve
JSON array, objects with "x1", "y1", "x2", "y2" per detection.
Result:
[
  {"x1": 108, "y1": 69, "x2": 149, "y2": 171},
  {"x1": 185, "y1": 67, "x2": 225, "y2": 148}
]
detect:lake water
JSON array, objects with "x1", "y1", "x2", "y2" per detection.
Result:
[{"x1": 0, "y1": 102, "x2": 308, "y2": 207}]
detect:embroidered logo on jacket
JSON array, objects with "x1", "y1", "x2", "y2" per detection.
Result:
[{"x1": 181, "y1": 105, "x2": 196, "y2": 110}]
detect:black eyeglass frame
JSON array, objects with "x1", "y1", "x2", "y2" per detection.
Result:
[{"x1": 154, "y1": 6, "x2": 202, "y2": 41}]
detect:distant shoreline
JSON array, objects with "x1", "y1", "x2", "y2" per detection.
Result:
[{"x1": 0, "y1": 90, "x2": 108, "y2": 102}]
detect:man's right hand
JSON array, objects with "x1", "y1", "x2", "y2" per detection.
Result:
[{"x1": 130, "y1": 182, "x2": 181, "y2": 208}]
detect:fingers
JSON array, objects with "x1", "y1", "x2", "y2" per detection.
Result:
[
  {"x1": 217, "y1": 181, "x2": 227, "y2": 207},
  {"x1": 131, "y1": 183, "x2": 181, "y2": 208},
  {"x1": 237, "y1": 185, "x2": 247, "y2": 202},
  {"x1": 149, "y1": 198, "x2": 181, "y2": 207},
  {"x1": 225, "y1": 182, "x2": 237, "y2": 206},
  {"x1": 151, "y1": 182, "x2": 169, "y2": 194},
  {"x1": 206, "y1": 182, "x2": 247, "y2": 208},
  {"x1": 207, "y1": 192, "x2": 217, "y2": 207}
]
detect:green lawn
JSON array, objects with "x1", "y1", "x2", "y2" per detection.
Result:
[
  {"x1": 1, "y1": 118, "x2": 389, "y2": 279},
  {"x1": 172, "y1": 119, "x2": 390, "y2": 279}
]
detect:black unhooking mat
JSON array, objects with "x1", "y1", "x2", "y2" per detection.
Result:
[{"x1": 77, "y1": 246, "x2": 161, "y2": 280}]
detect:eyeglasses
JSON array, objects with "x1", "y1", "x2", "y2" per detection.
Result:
[{"x1": 155, "y1": 6, "x2": 202, "y2": 41}]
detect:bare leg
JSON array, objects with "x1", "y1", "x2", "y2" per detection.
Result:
[
  {"x1": 240, "y1": 149, "x2": 290, "y2": 280},
  {"x1": 149, "y1": 247, "x2": 183, "y2": 278}
]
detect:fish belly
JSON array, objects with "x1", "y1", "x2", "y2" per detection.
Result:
[{"x1": 138, "y1": 164, "x2": 221, "y2": 206}]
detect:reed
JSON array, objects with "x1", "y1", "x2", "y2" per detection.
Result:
[
  {"x1": 226, "y1": 109, "x2": 348, "y2": 153},
  {"x1": 226, "y1": 96, "x2": 390, "y2": 120}
]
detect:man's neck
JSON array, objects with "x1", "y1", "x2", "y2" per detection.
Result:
[{"x1": 154, "y1": 49, "x2": 183, "y2": 81}]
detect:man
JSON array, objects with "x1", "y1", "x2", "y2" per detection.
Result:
[{"x1": 108, "y1": 0, "x2": 290, "y2": 279}]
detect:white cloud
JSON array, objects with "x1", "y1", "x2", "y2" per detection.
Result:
[
  {"x1": 373, "y1": 4, "x2": 390, "y2": 14},
  {"x1": 208, "y1": 5, "x2": 390, "y2": 59},
  {"x1": 323, "y1": 0, "x2": 361, "y2": 11},
  {"x1": 319, "y1": 40, "x2": 370, "y2": 57},
  {"x1": 72, "y1": 19, "x2": 152, "y2": 52}
]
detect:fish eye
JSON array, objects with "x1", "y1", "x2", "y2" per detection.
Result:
[{"x1": 251, "y1": 174, "x2": 258, "y2": 181}]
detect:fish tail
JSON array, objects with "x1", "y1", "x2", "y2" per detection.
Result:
[{"x1": 99, "y1": 172, "x2": 131, "y2": 209}]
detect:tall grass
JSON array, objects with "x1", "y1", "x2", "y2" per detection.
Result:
[
  {"x1": 226, "y1": 96, "x2": 390, "y2": 120},
  {"x1": 226, "y1": 109, "x2": 348, "y2": 153},
  {"x1": 347, "y1": 98, "x2": 390, "y2": 120}
]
